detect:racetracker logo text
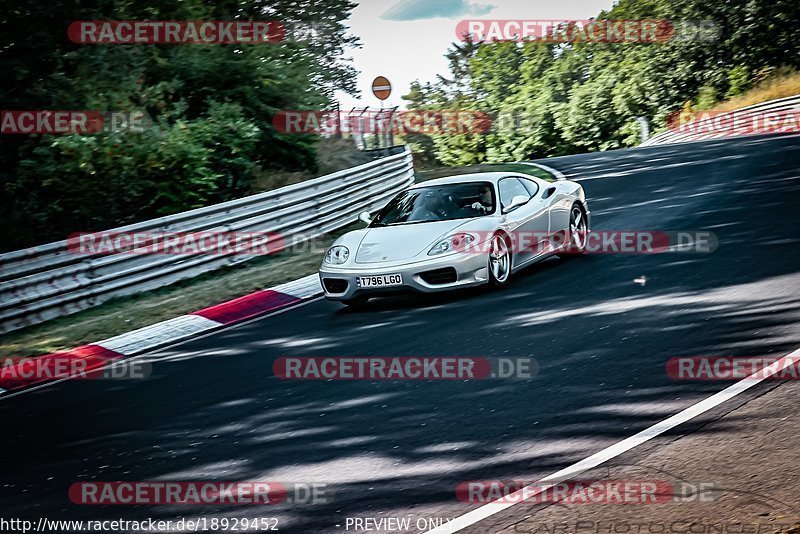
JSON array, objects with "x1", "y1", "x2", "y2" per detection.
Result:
[
  {"x1": 68, "y1": 21, "x2": 285, "y2": 44},
  {"x1": 272, "y1": 110, "x2": 492, "y2": 136},
  {"x1": 456, "y1": 19, "x2": 719, "y2": 43},
  {"x1": 668, "y1": 110, "x2": 800, "y2": 136},
  {"x1": 0, "y1": 357, "x2": 150, "y2": 382},
  {"x1": 69, "y1": 482, "x2": 330, "y2": 505},
  {"x1": 446, "y1": 231, "x2": 716, "y2": 255},
  {"x1": 456, "y1": 480, "x2": 718, "y2": 504},
  {"x1": 1, "y1": 111, "x2": 148, "y2": 134},
  {"x1": 666, "y1": 356, "x2": 800, "y2": 380},
  {"x1": 68, "y1": 232, "x2": 286, "y2": 256},
  {"x1": 273, "y1": 357, "x2": 537, "y2": 380}
]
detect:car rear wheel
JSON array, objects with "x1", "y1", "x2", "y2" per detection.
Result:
[{"x1": 488, "y1": 233, "x2": 512, "y2": 288}]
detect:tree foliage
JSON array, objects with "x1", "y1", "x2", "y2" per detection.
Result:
[
  {"x1": 403, "y1": 0, "x2": 800, "y2": 164},
  {"x1": 0, "y1": 0, "x2": 359, "y2": 250}
]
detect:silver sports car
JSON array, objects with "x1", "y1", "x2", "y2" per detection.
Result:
[{"x1": 319, "y1": 171, "x2": 589, "y2": 305}]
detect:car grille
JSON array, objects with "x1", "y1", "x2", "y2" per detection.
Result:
[
  {"x1": 322, "y1": 278, "x2": 348, "y2": 294},
  {"x1": 419, "y1": 267, "x2": 458, "y2": 285}
]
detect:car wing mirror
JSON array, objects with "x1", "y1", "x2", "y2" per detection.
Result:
[
  {"x1": 502, "y1": 195, "x2": 529, "y2": 214},
  {"x1": 358, "y1": 211, "x2": 372, "y2": 225}
]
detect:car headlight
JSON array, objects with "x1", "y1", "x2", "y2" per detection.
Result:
[
  {"x1": 428, "y1": 233, "x2": 476, "y2": 256},
  {"x1": 324, "y1": 245, "x2": 350, "y2": 265}
]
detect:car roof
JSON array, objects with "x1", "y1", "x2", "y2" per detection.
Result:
[{"x1": 409, "y1": 172, "x2": 529, "y2": 189}]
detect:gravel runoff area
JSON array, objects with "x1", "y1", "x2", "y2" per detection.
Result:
[{"x1": 484, "y1": 380, "x2": 800, "y2": 534}]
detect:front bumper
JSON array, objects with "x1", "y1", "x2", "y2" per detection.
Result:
[{"x1": 319, "y1": 251, "x2": 490, "y2": 301}]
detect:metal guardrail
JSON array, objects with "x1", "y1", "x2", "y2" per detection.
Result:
[
  {"x1": 640, "y1": 94, "x2": 800, "y2": 147},
  {"x1": 0, "y1": 147, "x2": 415, "y2": 334},
  {"x1": 363, "y1": 145, "x2": 407, "y2": 159}
]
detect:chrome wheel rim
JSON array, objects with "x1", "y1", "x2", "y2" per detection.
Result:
[
  {"x1": 569, "y1": 207, "x2": 587, "y2": 250},
  {"x1": 490, "y1": 235, "x2": 510, "y2": 282}
]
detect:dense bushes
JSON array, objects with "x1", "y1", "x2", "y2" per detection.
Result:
[{"x1": 0, "y1": 0, "x2": 358, "y2": 251}]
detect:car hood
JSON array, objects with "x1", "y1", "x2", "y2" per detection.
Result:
[{"x1": 355, "y1": 219, "x2": 472, "y2": 264}]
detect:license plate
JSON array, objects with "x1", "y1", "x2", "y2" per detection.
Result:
[{"x1": 357, "y1": 274, "x2": 403, "y2": 288}]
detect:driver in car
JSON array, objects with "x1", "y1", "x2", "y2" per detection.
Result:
[
  {"x1": 471, "y1": 185, "x2": 493, "y2": 214},
  {"x1": 411, "y1": 190, "x2": 450, "y2": 221}
]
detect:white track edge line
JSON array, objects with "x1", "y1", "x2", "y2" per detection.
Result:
[{"x1": 425, "y1": 348, "x2": 800, "y2": 533}]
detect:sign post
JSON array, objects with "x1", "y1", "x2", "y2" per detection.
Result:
[
  {"x1": 371, "y1": 76, "x2": 392, "y2": 102},
  {"x1": 370, "y1": 77, "x2": 392, "y2": 150}
]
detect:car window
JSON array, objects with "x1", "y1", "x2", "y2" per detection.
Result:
[
  {"x1": 371, "y1": 181, "x2": 496, "y2": 226},
  {"x1": 498, "y1": 177, "x2": 530, "y2": 209},
  {"x1": 519, "y1": 177, "x2": 540, "y2": 197}
]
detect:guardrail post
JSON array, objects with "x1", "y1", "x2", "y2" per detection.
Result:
[{"x1": 636, "y1": 116, "x2": 650, "y2": 143}]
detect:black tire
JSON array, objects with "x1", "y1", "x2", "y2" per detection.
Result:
[{"x1": 488, "y1": 232, "x2": 513, "y2": 289}]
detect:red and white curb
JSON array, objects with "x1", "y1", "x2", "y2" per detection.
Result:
[{"x1": 0, "y1": 274, "x2": 322, "y2": 396}]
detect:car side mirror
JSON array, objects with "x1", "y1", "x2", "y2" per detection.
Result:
[
  {"x1": 502, "y1": 195, "x2": 529, "y2": 214},
  {"x1": 358, "y1": 211, "x2": 372, "y2": 225},
  {"x1": 542, "y1": 186, "x2": 557, "y2": 199}
]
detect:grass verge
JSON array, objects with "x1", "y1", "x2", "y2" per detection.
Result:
[{"x1": 712, "y1": 69, "x2": 800, "y2": 112}]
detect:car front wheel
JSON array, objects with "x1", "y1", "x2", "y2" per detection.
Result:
[
  {"x1": 488, "y1": 233, "x2": 512, "y2": 288},
  {"x1": 563, "y1": 203, "x2": 588, "y2": 255}
]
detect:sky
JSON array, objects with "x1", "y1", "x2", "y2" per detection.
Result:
[{"x1": 334, "y1": 0, "x2": 616, "y2": 111}]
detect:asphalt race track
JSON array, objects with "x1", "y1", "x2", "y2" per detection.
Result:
[{"x1": 2, "y1": 134, "x2": 799, "y2": 533}]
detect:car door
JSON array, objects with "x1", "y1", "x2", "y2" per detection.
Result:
[{"x1": 497, "y1": 176, "x2": 550, "y2": 267}]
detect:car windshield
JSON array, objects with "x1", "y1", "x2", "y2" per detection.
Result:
[{"x1": 370, "y1": 182, "x2": 496, "y2": 227}]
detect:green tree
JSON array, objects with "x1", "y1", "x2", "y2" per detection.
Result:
[
  {"x1": 0, "y1": 0, "x2": 359, "y2": 250},
  {"x1": 404, "y1": 0, "x2": 800, "y2": 163}
]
